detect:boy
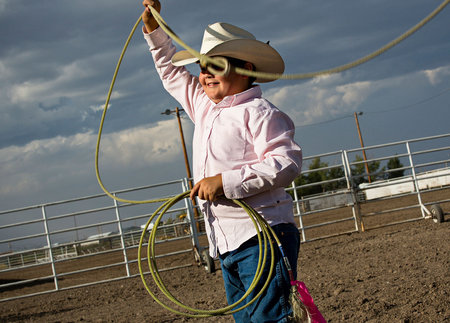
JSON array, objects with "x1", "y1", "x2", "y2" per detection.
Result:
[{"x1": 141, "y1": 1, "x2": 302, "y2": 321}]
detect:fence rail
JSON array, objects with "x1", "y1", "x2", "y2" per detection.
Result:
[{"x1": 1, "y1": 133, "x2": 449, "y2": 302}]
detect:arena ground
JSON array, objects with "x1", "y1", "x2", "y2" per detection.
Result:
[{"x1": 0, "y1": 214, "x2": 448, "y2": 322}]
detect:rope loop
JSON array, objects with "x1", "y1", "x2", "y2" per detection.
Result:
[
  {"x1": 198, "y1": 55, "x2": 230, "y2": 76},
  {"x1": 95, "y1": 1, "x2": 449, "y2": 205},
  {"x1": 207, "y1": 56, "x2": 231, "y2": 76},
  {"x1": 137, "y1": 191, "x2": 280, "y2": 318}
]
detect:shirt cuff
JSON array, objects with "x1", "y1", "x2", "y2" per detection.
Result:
[
  {"x1": 142, "y1": 26, "x2": 169, "y2": 49},
  {"x1": 222, "y1": 169, "x2": 245, "y2": 199}
]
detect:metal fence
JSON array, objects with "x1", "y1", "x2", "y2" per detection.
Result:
[{"x1": 1, "y1": 133, "x2": 449, "y2": 302}]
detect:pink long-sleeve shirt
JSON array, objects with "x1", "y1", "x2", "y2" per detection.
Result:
[{"x1": 144, "y1": 28, "x2": 302, "y2": 257}]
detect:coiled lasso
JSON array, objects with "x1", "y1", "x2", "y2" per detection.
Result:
[{"x1": 95, "y1": 1, "x2": 449, "y2": 319}]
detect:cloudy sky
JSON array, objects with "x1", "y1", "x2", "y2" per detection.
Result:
[{"x1": 1, "y1": 0, "x2": 449, "y2": 211}]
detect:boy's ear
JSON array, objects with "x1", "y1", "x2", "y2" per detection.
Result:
[
  {"x1": 239, "y1": 62, "x2": 254, "y2": 80},
  {"x1": 244, "y1": 62, "x2": 254, "y2": 71}
]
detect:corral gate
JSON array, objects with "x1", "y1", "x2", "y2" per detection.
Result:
[{"x1": 1, "y1": 133, "x2": 449, "y2": 302}]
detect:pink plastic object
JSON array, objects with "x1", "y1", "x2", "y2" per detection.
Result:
[{"x1": 291, "y1": 280, "x2": 327, "y2": 323}]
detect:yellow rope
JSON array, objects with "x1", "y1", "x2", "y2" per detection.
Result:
[
  {"x1": 94, "y1": 2, "x2": 449, "y2": 318},
  {"x1": 138, "y1": 191, "x2": 285, "y2": 317},
  {"x1": 94, "y1": 17, "x2": 171, "y2": 205},
  {"x1": 149, "y1": 0, "x2": 450, "y2": 80}
]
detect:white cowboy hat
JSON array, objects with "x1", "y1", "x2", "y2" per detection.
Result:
[{"x1": 171, "y1": 22, "x2": 285, "y2": 83}]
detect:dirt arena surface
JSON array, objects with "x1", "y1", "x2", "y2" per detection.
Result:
[{"x1": 1, "y1": 216, "x2": 448, "y2": 322}]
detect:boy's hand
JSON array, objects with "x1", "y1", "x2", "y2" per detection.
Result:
[
  {"x1": 141, "y1": 0, "x2": 161, "y2": 33},
  {"x1": 190, "y1": 174, "x2": 224, "y2": 202}
]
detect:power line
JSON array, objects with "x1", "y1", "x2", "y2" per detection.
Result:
[
  {"x1": 295, "y1": 86, "x2": 450, "y2": 128},
  {"x1": 366, "y1": 86, "x2": 450, "y2": 114},
  {"x1": 295, "y1": 115, "x2": 353, "y2": 128}
]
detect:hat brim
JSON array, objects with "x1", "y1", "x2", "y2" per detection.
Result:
[{"x1": 171, "y1": 39, "x2": 284, "y2": 83}]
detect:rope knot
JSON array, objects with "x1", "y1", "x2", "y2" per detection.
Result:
[{"x1": 199, "y1": 55, "x2": 208, "y2": 68}]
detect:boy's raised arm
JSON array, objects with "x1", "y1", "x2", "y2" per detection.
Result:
[{"x1": 141, "y1": 0, "x2": 161, "y2": 33}]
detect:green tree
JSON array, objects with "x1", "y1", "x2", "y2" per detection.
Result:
[
  {"x1": 351, "y1": 154, "x2": 384, "y2": 185},
  {"x1": 386, "y1": 156, "x2": 404, "y2": 179},
  {"x1": 307, "y1": 157, "x2": 329, "y2": 193},
  {"x1": 292, "y1": 157, "x2": 347, "y2": 198},
  {"x1": 324, "y1": 166, "x2": 346, "y2": 191},
  {"x1": 292, "y1": 173, "x2": 311, "y2": 197}
]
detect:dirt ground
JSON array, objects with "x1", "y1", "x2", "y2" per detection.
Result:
[{"x1": 0, "y1": 216, "x2": 448, "y2": 322}]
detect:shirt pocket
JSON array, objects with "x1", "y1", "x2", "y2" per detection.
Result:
[{"x1": 209, "y1": 125, "x2": 246, "y2": 161}]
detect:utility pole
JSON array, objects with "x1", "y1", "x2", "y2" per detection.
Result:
[
  {"x1": 161, "y1": 108, "x2": 201, "y2": 226},
  {"x1": 162, "y1": 108, "x2": 193, "y2": 189},
  {"x1": 354, "y1": 112, "x2": 371, "y2": 183}
]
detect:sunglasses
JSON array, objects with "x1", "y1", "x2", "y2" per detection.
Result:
[
  {"x1": 198, "y1": 57, "x2": 230, "y2": 75},
  {"x1": 199, "y1": 63, "x2": 225, "y2": 74}
]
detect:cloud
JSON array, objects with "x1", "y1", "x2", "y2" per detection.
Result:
[
  {"x1": 0, "y1": 0, "x2": 6, "y2": 13},
  {"x1": 335, "y1": 81, "x2": 372, "y2": 106},
  {"x1": 0, "y1": 119, "x2": 191, "y2": 198},
  {"x1": 266, "y1": 74, "x2": 374, "y2": 125},
  {"x1": 265, "y1": 63, "x2": 450, "y2": 127},
  {"x1": 9, "y1": 59, "x2": 97, "y2": 105},
  {"x1": 0, "y1": 40, "x2": 158, "y2": 147},
  {"x1": 423, "y1": 65, "x2": 450, "y2": 85},
  {"x1": 0, "y1": 61, "x2": 9, "y2": 79},
  {"x1": 99, "y1": 119, "x2": 186, "y2": 168}
]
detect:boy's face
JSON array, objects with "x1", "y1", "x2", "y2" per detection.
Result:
[{"x1": 199, "y1": 58, "x2": 252, "y2": 104}]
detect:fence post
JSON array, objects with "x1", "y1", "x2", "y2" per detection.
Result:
[
  {"x1": 291, "y1": 180, "x2": 306, "y2": 242},
  {"x1": 406, "y1": 142, "x2": 429, "y2": 218},
  {"x1": 182, "y1": 178, "x2": 202, "y2": 262},
  {"x1": 113, "y1": 194, "x2": 131, "y2": 277},
  {"x1": 343, "y1": 151, "x2": 364, "y2": 232},
  {"x1": 41, "y1": 205, "x2": 59, "y2": 290}
]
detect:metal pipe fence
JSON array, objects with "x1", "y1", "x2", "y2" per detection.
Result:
[{"x1": 1, "y1": 133, "x2": 449, "y2": 302}]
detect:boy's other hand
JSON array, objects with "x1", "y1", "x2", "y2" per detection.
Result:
[{"x1": 190, "y1": 174, "x2": 224, "y2": 202}]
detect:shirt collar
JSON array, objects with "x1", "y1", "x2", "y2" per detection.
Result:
[{"x1": 214, "y1": 85, "x2": 262, "y2": 108}]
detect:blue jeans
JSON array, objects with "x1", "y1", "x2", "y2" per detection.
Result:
[{"x1": 219, "y1": 223, "x2": 300, "y2": 323}]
